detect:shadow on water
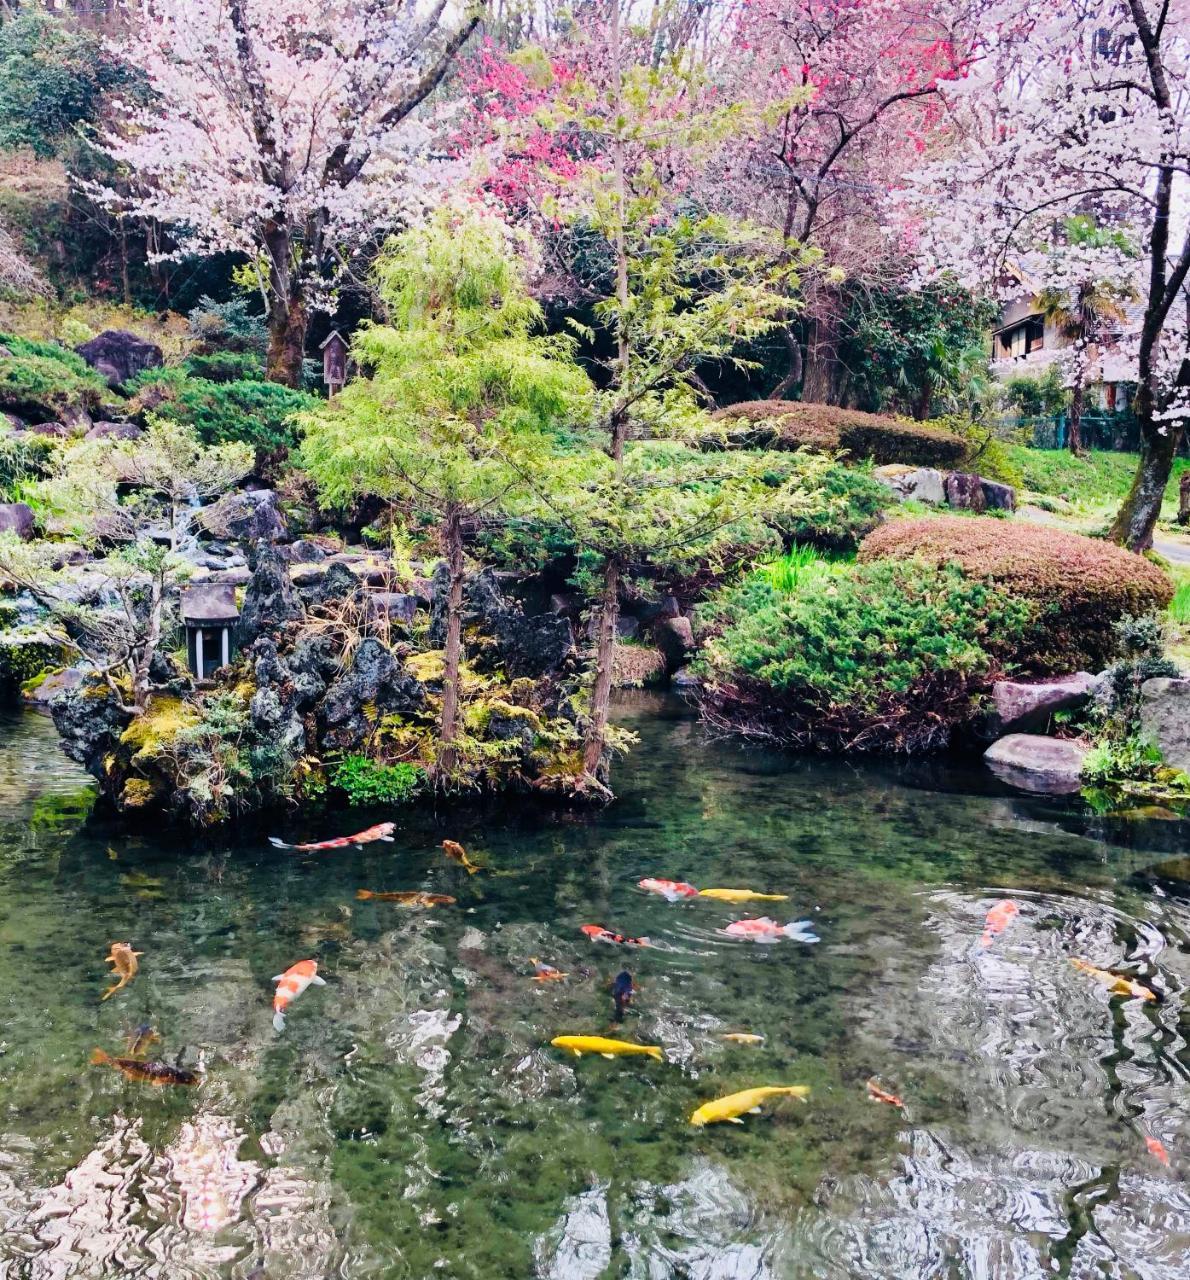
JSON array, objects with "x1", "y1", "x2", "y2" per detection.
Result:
[{"x1": 0, "y1": 695, "x2": 1187, "y2": 1278}]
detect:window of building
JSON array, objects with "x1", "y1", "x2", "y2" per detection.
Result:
[{"x1": 997, "y1": 315, "x2": 1045, "y2": 358}]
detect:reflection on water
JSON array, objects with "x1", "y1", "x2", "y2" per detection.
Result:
[{"x1": 0, "y1": 697, "x2": 1187, "y2": 1278}]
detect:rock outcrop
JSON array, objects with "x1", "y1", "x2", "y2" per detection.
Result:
[
  {"x1": 984, "y1": 733, "x2": 1088, "y2": 794},
  {"x1": 200, "y1": 489, "x2": 288, "y2": 549},
  {"x1": 988, "y1": 673, "x2": 1094, "y2": 736},
  {"x1": 320, "y1": 637, "x2": 425, "y2": 749},
  {"x1": 238, "y1": 545, "x2": 304, "y2": 645},
  {"x1": 873, "y1": 464, "x2": 945, "y2": 505},
  {"x1": 943, "y1": 471, "x2": 987, "y2": 512},
  {"x1": 0, "y1": 502, "x2": 35, "y2": 541},
  {"x1": 1139, "y1": 677, "x2": 1190, "y2": 774},
  {"x1": 74, "y1": 330, "x2": 163, "y2": 387}
]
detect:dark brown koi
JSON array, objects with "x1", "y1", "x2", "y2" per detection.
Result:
[{"x1": 91, "y1": 1047, "x2": 199, "y2": 1086}]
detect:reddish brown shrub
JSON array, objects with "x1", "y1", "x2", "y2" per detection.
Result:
[
  {"x1": 710, "y1": 400, "x2": 969, "y2": 467},
  {"x1": 858, "y1": 516, "x2": 1174, "y2": 672}
]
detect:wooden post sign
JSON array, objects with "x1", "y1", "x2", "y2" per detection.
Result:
[{"x1": 320, "y1": 329, "x2": 349, "y2": 397}]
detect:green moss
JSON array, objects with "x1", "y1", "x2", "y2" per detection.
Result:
[
  {"x1": 119, "y1": 777, "x2": 159, "y2": 809},
  {"x1": 118, "y1": 696, "x2": 200, "y2": 764}
]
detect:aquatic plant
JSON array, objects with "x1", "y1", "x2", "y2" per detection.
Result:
[{"x1": 331, "y1": 756, "x2": 425, "y2": 806}]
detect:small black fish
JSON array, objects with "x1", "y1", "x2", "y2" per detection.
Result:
[{"x1": 612, "y1": 970, "x2": 635, "y2": 1023}]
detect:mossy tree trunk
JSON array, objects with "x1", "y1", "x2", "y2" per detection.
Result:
[
  {"x1": 437, "y1": 506, "x2": 466, "y2": 775},
  {"x1": 582, "y1": 557, "x2": 620, "y2": 780}
]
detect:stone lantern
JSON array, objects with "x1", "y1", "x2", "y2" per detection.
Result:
[{"x1": 181, "y1": 583, "x2": 240, "y2": 680}]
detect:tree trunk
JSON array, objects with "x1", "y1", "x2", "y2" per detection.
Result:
[
  {"x1": 132, "y1": 572, "x2": 164, "y2": 713},
  {"x1": 1068, "y1": 377, "x2": 1085, "y2": 457},
  {"x1": 768, "y1": 328, "x2": 804, "y2": 400},
  {"x1": 437, "y1": 508, "x2": 466, "y2": 775},
  {"x1": 801, "y1": 285, "x2": 842, "y2": 405},
  {"x1": 582, "y1": 557, "x2": 620, "y2": 782},
  {"x1": 266, "y1": 289, "x2": 307, "y2": 389},
  {"x1": 1108, "y1": 414, "x2": 1182, "y2": 550},
  {"x1": 1178, "y1": 470, "x2": 1190, "y2": 526}
]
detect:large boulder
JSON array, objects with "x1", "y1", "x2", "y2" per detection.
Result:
[
  {"x1": 988, "y1": 672, "x2": 1094, "y2": 736},
  {"x1": 74, "y1": 330, "x2": 163, "y2": 387},
  {"x1": 984, "y1": 733, "x2": 1089, "y2": 795},
  {"x1": 0, "y1": 502, "x2": 35, "y2": 541},
  {"x1": 320, "y1": 637, "x2": 425, "y2": 749},
  {"x1": 85, "y1": 420, "x2": 143, "y2": 441},
  {"x1": 429, "y1": 568, "x2": 575, "y2": 679},
  {"x1": 653, "y1": 615, "x2": 694, "y2": 674},
  {"x1": 49, "y1": 674, "x2": 132, "y2": 774},
  {"x1": 238, "y1": 545, "x2": 304, "y2": 645},
  {"x1": 981, "y1": 479, "x2": 1016, "y2": 512},
  {"x1": 1139, "y1": 678, "x2": 1190, "y2": 774},
  {"x1": 873, "y1": 464, "x2": 945, "y2": 506},
  {"x1": 200, "y1": 489, "x2": 287, "y2": 549},
  {"x1": 944, "y1": 471, "x2": 987, "y2": 512}
]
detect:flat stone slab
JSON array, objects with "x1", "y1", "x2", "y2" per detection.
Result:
[
  {"x1": 984, "y1": 733, "x2": 1088, "y2": 795},
  {"x1": 990, "y1": 672, "x2": 1094, "y2": 735}
]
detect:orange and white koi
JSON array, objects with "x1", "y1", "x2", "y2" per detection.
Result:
[
  {"x1": 269, "y1": 822, "x2": 396, "y2": 852},
  {"x1": 722, "y1": 917, "x2": 819, "y2": 944},
  {"x1": 271, "y1": 959, "x2": 326, "y2": 1031},
  {"x1": 638, "y1": 877, "x2": 698, "y2": 902},
  {"x1": 1145, "y1": 1135, "x2": 1170, "y2": 1166},
  {"x1": 580, "y1": 924, "x2": 651, "y2": 947},
  {"x1": 530, "y1": 958, "x2": 568, "y2": 982},
  {"x1": 101, "y1": 942, "x2": 143, "y2": 1001},
  {"x1": 979, "y1": 900, "x2": 1019, "y2": 947},
  {"x1": 1071, "y1": 958, "x2": 1156, "y2": 1002},
  {"x1": 866, "y1": 1078, "x2": 904, "y2": 1108},
  {"x1": 442, "y1": 840, "x2": 480, "y2": 874}
]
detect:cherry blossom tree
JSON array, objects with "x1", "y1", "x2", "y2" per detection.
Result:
[
  {"x1": 906, "y1": 0, "x2": 1190, "y2": 549},
  {"x1": 90, "y1": 0, "x2": 484, "y2": 387},
  {"x1": 714, "y1": 0, "x2": 979, "y2": 401}
]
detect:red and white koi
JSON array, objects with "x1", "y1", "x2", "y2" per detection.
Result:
[
  {"x1": 269, "y1": 822, "x2": 396, "y2": 852},
  {"x1": 580, "y1": 924, "x2": 652, "y2": 947},
  {"x1": 638, "y1": 877, "x2": 698, "y2": 902},
  {"x1": 721, "y1": 917, "x2": 819, "y2": 944},
  {"x1": 271, "y1": 959, "x2": 326, "y2": 1031}
]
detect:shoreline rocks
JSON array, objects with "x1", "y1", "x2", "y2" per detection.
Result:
[{"x1": 984, "y1": 733, "x2": 1089, "y2": 795}]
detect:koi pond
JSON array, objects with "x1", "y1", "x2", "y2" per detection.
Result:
[{"x1": 0, "y1": 695, "x2": 1187, "y2": 1279}]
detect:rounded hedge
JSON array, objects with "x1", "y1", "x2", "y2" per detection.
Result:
[
  {"x1": 710, "y1": 400, "x2": 970, "y2": 468},
  {"x1": 858, "y1": 516, "x2": 1173, "y2": 673}
]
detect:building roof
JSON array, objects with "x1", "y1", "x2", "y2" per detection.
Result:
[
  {"x1": 319, "y1": 329, "x2": 348, "y2": 350},
  {"x1": 181, "y1": 583, "x2": 240, "y2": 623}
]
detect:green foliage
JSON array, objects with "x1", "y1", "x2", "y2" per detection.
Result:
[
  {"x1": 130, "y1": 365, "x2": 314, "y2": 456},
  {"x1": 1169, "y1": 576, "x2": 1190, "y2": 625},
  {"x1": 0, "y1": 629, "x2": 63, "y2": 693},
  {"x1": 331, "y1": 755, "x2": 426, "y2": 806},
  {"x1": 1005, "y1": 445, "x2": 1190, "y2": 517},
  {"x1": 1082, "y1": 736, "x2": 1168, "y2": 787},
  {"x1": 0, "y1": 13, "x2": 133, "y2": 159},
  {"x1": 183, "y1": 351, "x2": 266, "y2": 383},
  {"x1": 1001, "y1": 366, "x2": 1070, "y2": 418},
  {"x1": 0, "y1": 333, "x2": 108, "y2": 418},
  {"x1": 186, "y1": 296, "x2": 268, "y2": 356},
  {"x1": 0, "y1": 425, "x2": 55, "y2": 499},
  {"x1": 698, "y1": 559, "x2": 1033, "y2": 752},
  {"x1": 928, "y1": 414, "x2": 1025, "y2": 488},
  {"x1": 839, "y1": 279, "x2": 999, "y2": 419}
]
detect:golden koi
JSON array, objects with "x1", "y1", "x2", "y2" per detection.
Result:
[
  {"x1": 91, "y1": 1047, "x2": 199, "y2": 1087},
  {"x1": 690, "y1": 1085, "x2": 810, "y2": 1127},
  {"x1": 979, "y1": 900, "x2": 1019, "y2": 948},
  {"x1": 272, "y1": 959, "x2": 327, "y2": 1031},
  {"x1": 101, "y1": 942, "x2": 143, "y2": 1001},
  {"x1": 721, "y1": 1033, "x2": 765, "y2": 1045},
  {"x1": 866, "y1": 1078, "x2": 904, "y2": 1108},
  {"x1": 1071, "y1": 958, "x2": 1156, "y2": 1002},
  {"x1": 699, "y1": 888, "x2": 789, "y2": 904},
  {"x1": 441, "y1": 840, "x2": 479, "y2": 874},
  {"x1": 356, "y1": 890, "x2": 455, "y2": 907},
  {"x1": 551, "y1": 1035, "x2": 663, "y2": 1062},
  {"x1": 1145, "y1": 1136, "x2": 1170, "y2": 1166}
]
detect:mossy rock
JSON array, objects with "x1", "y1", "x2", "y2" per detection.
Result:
[
  {"x1": 0, "y1": 629, "x2": 67, "y2": 693},
  {"x1": 119, "y1": 777, "x2": 161, "y2": 810},
  {"x1": 118, "y1": 696, "x2": 201, "y2": 765}
]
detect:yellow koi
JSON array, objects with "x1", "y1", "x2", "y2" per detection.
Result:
[
  {"x1": 551, "y1": 1035, "x2": 663, "y2": 1062},
  {"x1": 721, "y1": 1033, "x2": 765, "y2": 1045},
  {"x1": 698, "y1": 888, "x2": 789, "y2": 903},
  {"x1": 101, "y1": 942, "x2": 143, "y2": 1001},
  {"x1": 1071, "y1": 958, "x2": 1155, "y2": 1001},
  {"x1": 690, "y1": 1085, "x2": 809, "y2": 1127}
]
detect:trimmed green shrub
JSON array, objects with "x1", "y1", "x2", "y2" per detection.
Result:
[
  {"x1": 858, "y1": 516, "x2": 1173, "y2": 673},
  {"x1": 331, "y1": 755, "x2": 426, "y2": 805},
  {"x1": 697, "y1": 559, "x2": 1032, "y2": 753},
  {"x1": 183, "y1": 351, "x2": 266, "y2": 383},
  {"x1": 710, "y1": 400, "x2": 970, "y2": 468},
  {"x1": 0, "y1": 334, "x2": 109, "y2": 421},
  {"x1": 129, "y1": 366, "x2": 315, "y2": 457},
  {"x1": 773, "y1": 462, "x2": 889, "y2": 552}
]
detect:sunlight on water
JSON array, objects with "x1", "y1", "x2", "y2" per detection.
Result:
[{"x1": 0, "y1": 698, "x2": 1186, "y2": 1278}]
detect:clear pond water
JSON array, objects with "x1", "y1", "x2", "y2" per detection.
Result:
[{"x1": 0, "y1": 695, "x2": 1187, "y2": 1279}]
